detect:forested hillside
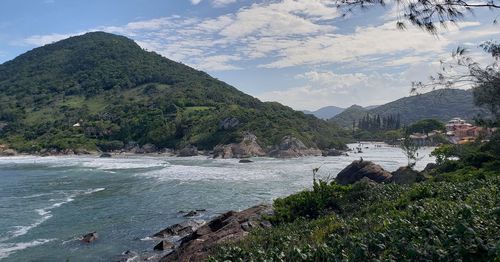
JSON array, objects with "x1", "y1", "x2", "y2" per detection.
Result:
[
  {"x1": 0, "y1": 32, "x2": 348, "y2": 153},
  {"x1": 330, "y1": 89, "x2": 489, "y2": 128}
]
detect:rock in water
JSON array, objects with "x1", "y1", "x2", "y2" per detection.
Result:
[
  {"x1": 335, "y1": 160, "x2": 392, "y2": 185},
  {"x1": 390, "y1": 166, "x2": 425, "y2": 184},
  {"x1": 152, "y1": 220, "x2": 206, "y2": 239},
  {"x1": 82, "y1": 232, "x2": 98, "y2": 243},
  {"x1": 160, "y1": 204, "x2": 273, "y2": 262},
  {"x1": 183, "y1": 211, "x2": 199, "y2": 217},
  {"x1": 154, "y1": 240, "x2": 175, "y2": 251},
  {"x1": 99, "y1": 153, "x2": 112, "y2": 158},
  {"x1": 239, "y1": 159, "x2": 253, "y2": 163}
]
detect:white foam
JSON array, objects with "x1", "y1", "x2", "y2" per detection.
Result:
[
  {"x1": 3, "y1": 188, "x2": 105, "y2": 241},
  {"x1": 0, "y1": 239, "x2": 55, "y2": 260}
]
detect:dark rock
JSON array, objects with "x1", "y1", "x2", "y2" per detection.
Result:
[
  {"x1": 115, "y1": 250, "x2": 139, "y2": 262},
  {"x1": 178, "y1": 146, "x2": 198, "y2": 157},
  {"x1": 196, "y1": 209, "x2": 206, "y2": 212},
  {"x1": 100, "y1": 153, "x2": 112, "y2": 158},
  {"x1": 142, "y1": 143, "x2": 157, "y2": 154},
  {"x1": 154, "y1": 240, "x2": 175, "y2": 251},
  {"x1": 239, "y1": 159, "x2": 253, "y2": 163},
  {"x1": 390, "y1": 166, "x2": 425, "y2": 184},
  {"x1": 152, "y1": 220, "x2": 206, "y2": 239},
  {"x1": 335, "y1": 160, "x2": 392, "y2": 185},
  {"x1": 74, "y1": 148, "x2": 92, "y2": 155},
  {"x1": 183, "y1": 211, "x2": 199, "y2": 217},
  {"x1": 82, "y1": 232, "x2": 98, "y2": 243},
  {"x1": 160, "y1": 204, "x2": 273, "y2": 262},
  {"x1": 423, "y1": 163, "x2": 438, "y2": 172}
]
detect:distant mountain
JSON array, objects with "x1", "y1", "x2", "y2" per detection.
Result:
[
  {"x1": 328, "y1": 105, "x2": 367, "y2": 128},
  {"x1": 303, "y1": 106, "x2": 345, "y2": 119},
  {"x1": 329, "y1": 89, "x2": 489, "y2": 128},
  {"x1": 0, "y1": 32, "x2": 348, "y2": 152}
]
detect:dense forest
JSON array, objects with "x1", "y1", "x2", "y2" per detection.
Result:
[{"x1": 0, "y1": 32, "x2": 348, "y2": 153}]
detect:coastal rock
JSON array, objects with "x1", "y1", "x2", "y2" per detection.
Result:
[
  {"x1": 335, "y1": 160, "x2": 392, "y2": 185},
  {"x1": 183, "y1": 211, "x2": 199, "y2": 217},
  {"x1": 141, "y1": 143, "x2": 157, "y2": 154},
  {"x1": 82, "y1": 232, "x2": 98, "y2": 243},
  {"x1": 152, "y1": 220, "x2": 206, "y2": 239},
  {"x1": 390, "y1": 166, "x2": 425, "y2": 184},
  {"x1": 74, "y1": 148, "x2": 92, "y2": 155},
  {"x1": 160, "y1": 204, "x2": 273, "y2": 262},
  {"x1": 268, "y1": 136, "x2": 322, "y2": 158},
  {"x1": 213, "y1": 132, "x2": 266, "y2": 159},
  {"x1": 0, "y1": 147, "x2": 17, "y2": 156},
  {"x1": 322, "y1": 149, "x2": 344, "y2": 157},
  {"x1": 178, "y1": 146, "x2": 198, "y2": 157},
  {"x1": 423, "y1": 163, "x2": 438, "y2": 173},
  {"x1": 154, "y1": 240, "x2": 175, "y2": 251},
  {"x1": 100, "y1": 153, "x2": 112, "y2": 158},
  {"x1": 239, "y1": 159, "x2": 253, "y2": 163}
]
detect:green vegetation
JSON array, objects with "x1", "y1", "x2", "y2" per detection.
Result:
[
  {"x1": 0, "y1": 32, "x2": 348, "y2": 152},
  {"x1": 406, "y1": 119, "x2": 445, "y2": 135},
  {"x1": 209, "y1": 134, "x2": 500, "y2": 261},
  {"x1": 330, "y1": 89, "x2": 490, "y2": 128}
]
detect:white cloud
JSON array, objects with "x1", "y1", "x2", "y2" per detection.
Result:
[
  {"x1": 212, "y1": 0, "x2": 237, "y2": 7},
  {"x1": 190, "y1": 0, "x2": 202, "y2": 5},
  {"x1": 24, "y1": 33, "x2": 79, "y2": 46}
]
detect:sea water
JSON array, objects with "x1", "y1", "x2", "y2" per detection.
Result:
[{"x1": 0, "y1": 143, "x2": 435, "y2": 261}]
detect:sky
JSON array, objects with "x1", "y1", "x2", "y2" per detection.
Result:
[{"x1": 0, "y1": 0, "x2": 499, "y2": 110}]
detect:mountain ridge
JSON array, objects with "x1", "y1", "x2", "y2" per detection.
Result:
[{"x1": 0, "y1": 32, "x2": 348, "y2": 153}]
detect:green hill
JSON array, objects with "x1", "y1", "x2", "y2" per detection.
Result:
[
  {"x1": 330, "y1": 89, "x2": 489, "y2": 128},
  {"x1": 0, "y1": 32, "x2": 347, "y2": 153}
]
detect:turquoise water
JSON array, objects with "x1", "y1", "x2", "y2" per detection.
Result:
[{"x1": 0, "y1": 143, "x2": 435, "y2": 261}]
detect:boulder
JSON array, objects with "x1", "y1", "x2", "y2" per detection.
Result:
[
  {"x1": 152, "y1": 220, "x2": 206, "y2": 239},
  {"x1": 390, "y1": 166, "x2": 425, "y2": 184},
  {"x1": 100, "y1": 153, "x2": 112, "y2": 158},
  {"x1": 154, "y1": 240, "x2": 175, "y2": 251},
  {"x1": 423, "y1": 163, "x2": 438, "y2": 173},
  {"x1": 335, "y1": 160, "x2": 392, "y2": 185},
  {"x1": 0, "y1": 148, "x2": 17, "y2": 156},
  {"x1": 322, "y1": 149, "x2": 344, "y2": 157},
  {"x1": 213, "y1": 132, "x2": 266, "y2": 159},
  {"x1": 183, "y1": 211, "x2": 199, "y2": 217},
  {"x1": 268, "y1": 136, "x2": 322, "y2": 158},
  {"x1": 239, "y1": 159, "x2": 253, "y2": 163},
  {"x1": 160, "y1": 204, "x2": 273, "y2": 262},
  {"x1": 178, "y1": 146, "x2": 198, "y2": 157},
  {"x1": 141, "y1": 143, "x2": 157, "y2": 154},
  {"x1": 74, "y1": 148, "x2": 92, "y2": 155},
  {"x1": 82, "y1": 232, "x2": 98, "y2": 243}
]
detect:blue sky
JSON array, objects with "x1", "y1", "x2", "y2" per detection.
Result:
[{"x1": 0, "y1": 0, "x2": 499, "y2": 110}]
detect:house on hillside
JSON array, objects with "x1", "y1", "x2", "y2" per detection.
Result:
[{"x1": 445, "y1": 117, "x2": 496, "y2": 144}]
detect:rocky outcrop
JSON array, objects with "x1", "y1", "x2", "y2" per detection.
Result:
[
  {"x1": 219, "y1": 117, "x2": 240, "y2": 130},
  {"x1": 213, "y1": 132, "x2": 266, "y2": 159},
  {"x1": 99, "y1": 153, "x2": 112, "y2": 158},
  {"x1": 268, "y1": 136, "x2": 322, "y2": 158},
  {"x1": 160, "y1": 204, "x2": 273, "y2": 262},
  {"x1": 154, "y1": 240, "x2": 175, "y2": 251},
  {"x1": 152, "y1": 220, "x2": 206, "y2": 240},
  {"x1": 82, "y1": 232, "x2": 98, "y2": 243},
  {"x1": 0, "y1": 145, "x2": 17, "y2": 156},
  {"x1": 335, "y1": 160, "x2": 392, "y2": 185},
  {"x1": 178, "y1": 146, "x2": 199, "y2": 157},
  {"x1": 390, "y1": 166, "x2": 425, "y2": 184}
]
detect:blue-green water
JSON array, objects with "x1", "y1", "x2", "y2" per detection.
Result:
[{"x1": 0, "y1": 143, "x2": 435, "y2": 261}]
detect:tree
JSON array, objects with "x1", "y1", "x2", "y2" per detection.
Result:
[
  {"x1": 413, "y1": 41, "x2": 500, "y2": 126},
  {"x1": 334, "y1": 0, "x2": 500, "y2": 34},
  {"x1": 400, "y1": 133, "x2": 421, "y2": 167},
  {"x1": 406, "y1": 119, "x2": 445, "y2": 135}
]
